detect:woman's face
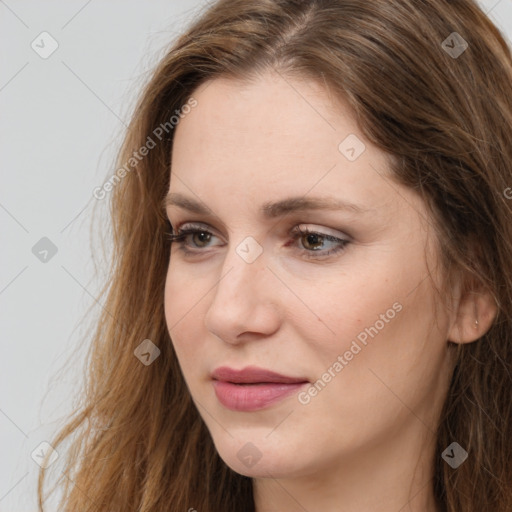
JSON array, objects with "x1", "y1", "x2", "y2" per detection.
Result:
[{"x1": 164, "y1": 70, "x2": 456, "y2": 481}]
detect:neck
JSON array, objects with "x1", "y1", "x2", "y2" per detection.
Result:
[{"x1": 253, "y1": 420, "x2": 441, "y2": 512}]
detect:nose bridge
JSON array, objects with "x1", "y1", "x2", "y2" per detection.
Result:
[
  {"x1": 214, "y1": 235, "x2": 268, "y2": 302},
  {"x1": 204, "y1": 235, "x2": 279, "y2": 340}
]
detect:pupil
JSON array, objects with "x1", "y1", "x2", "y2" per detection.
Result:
[
  {"x1": 306, "y1": 233, "x2": 322, "y2": 249},
  {"x1": 195, "y1": 232, "x2": 209, "y2": 245}
]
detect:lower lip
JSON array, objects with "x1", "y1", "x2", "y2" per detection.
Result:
[{"x1": 212, "y1": 380, "x2": 308, "y2": 411}]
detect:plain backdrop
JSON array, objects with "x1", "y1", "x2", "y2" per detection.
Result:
[{"x1": 1, "y1": 1, "x2": 511, "y2": 510}]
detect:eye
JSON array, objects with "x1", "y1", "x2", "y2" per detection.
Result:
[
  {"x1": 164, "y1": 222, "x2": 350, "y2": 259},
  {"x1": 165, "y1": 223, "x2": 220, "y2": 249},
  {"x1": 288, "y1": 225, "x2": 350, "y2": 259}
]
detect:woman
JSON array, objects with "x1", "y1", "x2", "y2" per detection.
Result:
[{"x1": 38, "y1": 0, "x2": 512, "y2": 510}]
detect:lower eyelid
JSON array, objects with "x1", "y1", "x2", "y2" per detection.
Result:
[{"x1": 170, "y1": 227, "x2": 349, "y2": 258}]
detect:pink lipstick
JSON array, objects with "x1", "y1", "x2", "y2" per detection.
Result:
[{"x1": 211, "y1": 365, "x2": 309, "y2": 411}]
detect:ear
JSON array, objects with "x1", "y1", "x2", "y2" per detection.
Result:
[{"x1": 447, "y1": 274, "x2": 498, "y2": 344}]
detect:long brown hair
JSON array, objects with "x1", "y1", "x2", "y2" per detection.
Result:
[{"x1": 38, "y1": 0, "x2": 512, "y2": 510}]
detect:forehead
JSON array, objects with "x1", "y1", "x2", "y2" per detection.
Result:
[
  {"x1": 168, "y1": 71, "x2": 423, "y2": 226},
  {"x1": 173, "y1": 72, "x2": 360, "y2": 160}
]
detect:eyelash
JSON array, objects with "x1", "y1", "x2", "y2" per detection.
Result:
[{"x1": 164, "y1": 222, "x2": 350, "y2": 259}]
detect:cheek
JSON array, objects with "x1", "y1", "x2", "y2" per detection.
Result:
[
  {"x1": 164, "y1": 259, "x2": 206, "y2": 323},
  {"x1": 164, "y1": 265, "x2": 203, "y2": 361},
  {"x1": 297, "y1": 269, "x2": 438, "y2": 410},
  {"x1": 289, "y1": 274, "x2": 402, "y2": 360},
  {"x1": 312, "y1": 280, "x2": 442, "y2": 408}
]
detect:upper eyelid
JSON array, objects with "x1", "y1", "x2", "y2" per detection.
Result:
[{"x1": 172, "y1": 221, "x2": 350, "y2": 241}]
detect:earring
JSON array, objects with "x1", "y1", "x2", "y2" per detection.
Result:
[{"x1": 475, "y1": 318, "x2": 479, "y2": 328}]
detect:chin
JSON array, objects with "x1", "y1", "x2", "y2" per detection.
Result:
[{"x1": 215, "y1": 440, "x2": 305, "y2": 479}]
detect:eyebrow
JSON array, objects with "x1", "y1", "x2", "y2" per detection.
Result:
[{"x1": 162, "y1": 192, "x2": 373, "y2": 219}]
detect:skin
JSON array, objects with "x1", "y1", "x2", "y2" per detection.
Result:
[{"x1": 163, "y1": 70, "x2": 497, "y2": 512}]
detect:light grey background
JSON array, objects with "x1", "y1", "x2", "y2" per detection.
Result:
[{"x1": 1, "y1": 1, "x2": 510, "y2": 510}]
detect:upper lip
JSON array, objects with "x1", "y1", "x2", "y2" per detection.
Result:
[{"x1": 211, "y1": 365, "x2": 309, "y2": 384}]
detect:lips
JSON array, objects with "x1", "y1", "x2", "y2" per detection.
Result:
[
  {"x1": 210, "y1": 365, "x2": 309, "y2": 411},
  {"x1": 211, "y1": 365, "x2": 308, "y2": 384}
]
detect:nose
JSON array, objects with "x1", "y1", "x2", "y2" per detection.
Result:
[{"x1": 204, "y1": 242, "x2": 281, "y2": 345}]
